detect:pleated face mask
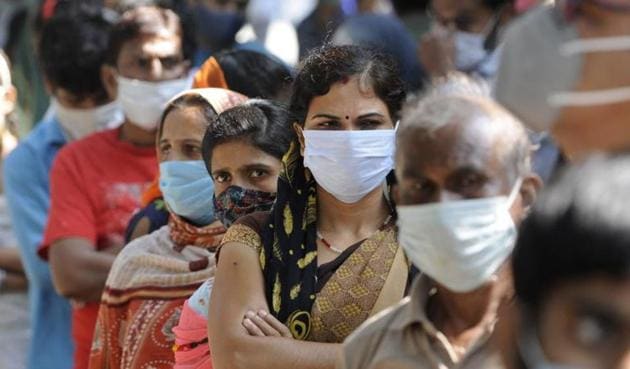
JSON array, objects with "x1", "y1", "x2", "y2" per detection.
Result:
[
  {"x1": 302, "y1": 127, "x2": 396, "y2": 204},
  {"x1": 397, "y1": 178, "x2": 522, "y2": 293},
  {"x1": 159, "y1": 160, "x2": 216, "y2": 226}
]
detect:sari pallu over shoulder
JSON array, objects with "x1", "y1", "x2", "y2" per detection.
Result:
[
  {"x1": 90, "y1": 219, "x2": 222, "y2": 369},
  {"x1": 247, "y1": 139, "x2": 408, "y2": 342},
  {"x1": 308, "y1": 224, "x2": 408, "y2": 342}
]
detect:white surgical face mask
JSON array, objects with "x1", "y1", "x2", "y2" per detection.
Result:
[
  {"x1": 451, "y1": 11, "x2": 502, "y2": 78},
  {"x1": 303, "y1": 126, "x2": 396, "y2": 204},
  {"x1": 116, "y1": 75, "x2": 190, "y2": 131},
  {"x1": 53, "y1": 99, "x2": 124, "y2": 141},
  {"x1": 397, "y1": 178, "x2": 522, "y2": 293},
  {"x1": 454, "y1": 31, "x2": 488, "y2": 71}
]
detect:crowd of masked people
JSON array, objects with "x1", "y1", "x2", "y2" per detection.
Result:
[{"x1": 0, "y1": 0, "x2": 628, "y2": 369}]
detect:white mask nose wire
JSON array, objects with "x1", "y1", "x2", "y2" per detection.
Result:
[{"x1": 506, "y1": 177, "x2": 523, "y2": 209}]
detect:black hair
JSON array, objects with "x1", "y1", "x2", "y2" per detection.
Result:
[
  {"x1": 157, "y1": 94, "x2": 218, "y2": 140},
  {"x1": 289, "y1": 44, "x2": 407, "y2": 125},
  {"x1": 483, "y1": 0, "x2": 514, "y2": 11},
  {"x1": 38, "y1": 5, "x2": 113, "y2": 100},
  {"x1": 107, "y1": 0, "x2": 196, "y2": 62},
  {"x1": 201, "y1": 99, "x2": 294, "y2": 173},
  {"x1": 105, "y1": 6, "x2": 192, "y2": 66},
  {"x1": 391, "y1": 0, "x2": 429, "y2": 14},
  {"x1": 215, "y1": 49, "x2": 293, "y2": 101},
  {"x1": 332, "y1": 15, "x2": 426, "y2": 91},
  {"x1": 513, "y1": 155, "x2": 630, "y2": 314}
]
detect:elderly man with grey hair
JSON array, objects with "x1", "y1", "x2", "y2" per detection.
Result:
[{"x1": 337, "y1": 75, "x2": 542, "y2": 369}]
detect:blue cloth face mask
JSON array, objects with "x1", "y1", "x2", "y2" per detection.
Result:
[{"x1": 159, "y1": 160, "x2": 215, "y2": 226}]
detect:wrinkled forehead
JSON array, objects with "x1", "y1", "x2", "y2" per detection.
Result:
[{"x1": 397, "y1": 117, "x2": 508, "y2": 179}]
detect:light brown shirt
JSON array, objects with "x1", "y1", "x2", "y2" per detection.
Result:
[{"x1": 338, "y1": 276, "x2": 504, "y2": 369}]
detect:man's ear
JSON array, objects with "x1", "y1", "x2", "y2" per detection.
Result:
[
  {"x1": 293, "y1": 123, "x2": 305, "y2": 156},
  {"x1": 518, "y1": 173, "x2": 543, "y2": 219},
  {"x1": 101, "y1": 65, "x2": 118, "y2": 100},
  {"x1": 0, "y1": 85, "x2": 16, "y2": 116}
]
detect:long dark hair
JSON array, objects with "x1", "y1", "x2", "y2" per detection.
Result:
[
  {"x1": 289, "y1": 44, "x2": 406, "y2": 125},
  {"x1": 201, "y1": 99, "x2": 294, "y2": 173}
]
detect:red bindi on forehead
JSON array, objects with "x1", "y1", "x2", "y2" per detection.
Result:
[{"x1": 340, "y1": 76, "x2": 350, "y2": 84}]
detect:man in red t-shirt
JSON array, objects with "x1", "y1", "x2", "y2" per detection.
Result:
[{"x1": 40, "y1": 7, "x2": 192, "y2": 369}]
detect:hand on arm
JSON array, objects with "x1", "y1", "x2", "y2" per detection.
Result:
[
  {"x1": 49, "y1": 237, "x2": 117, "y2": 302},
  {"x1": 0, "y1": 248, "x2": 27, "y2": 292},
  {"x1": 0, "y1": 247, "x2": 25, "y2": 274},
  {"x1": 208, "y1": 242, "x2": 340, "y2": 369},
  {"x1": 242, "y1": 309, "x2": 293, "y2": 338}
]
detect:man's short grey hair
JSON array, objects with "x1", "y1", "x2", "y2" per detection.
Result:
[
  {"x1": 399, "y1": 73, "x2": 533, "y2": 180},
  {"x1": 400, "y1": 73, "x2": 492, "y2": 134}
]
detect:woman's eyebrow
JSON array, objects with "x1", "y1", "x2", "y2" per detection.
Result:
[
  {"x1": 357, "y1": 112, "x2": 385, "y2": 119},
  {"x1": 243, "y1": 163, "x2": 273, "y2": 171},
  {"x1": 310, "y1": 113, "x2": 340, "y2": 120},
  {"x1": 211, "y1": 168, "x2": 229, "y2": 176}
]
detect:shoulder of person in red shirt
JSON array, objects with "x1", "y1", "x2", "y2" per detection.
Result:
[{"x1": 38, "y1": 128, "x2": 158, "y2": 259}]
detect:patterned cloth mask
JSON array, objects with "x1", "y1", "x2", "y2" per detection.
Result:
[{"x1": 213, "y1": 186, "x2": 276, "y2": 228}]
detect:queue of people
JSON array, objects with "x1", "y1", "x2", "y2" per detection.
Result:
[{"x1": 0, "y1": 1, "x2": 628, "y2": 369}]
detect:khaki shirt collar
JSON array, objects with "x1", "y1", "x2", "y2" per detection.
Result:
[{"x1": 390, "y1": 274, "x2": 497, "y2": 365}]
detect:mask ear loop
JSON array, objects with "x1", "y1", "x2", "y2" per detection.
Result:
[
  {"x1": 560, "y1": 36, "x2": 630, "y2": 55},
  {"x1": 506, "y1": 177, "x2": 524, "y2": 209},
  {"x1": 549, "y1": 86, "x2": 630, "y2": 107}
]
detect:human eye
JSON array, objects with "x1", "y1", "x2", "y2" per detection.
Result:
[
  {"x1": 136, "y1": 57, "x2": 151, "y2": 69},
  {"x1": 317, "y1": 120, "x2": 340, "y2": 130},
  {"x1": 213, "y1": 172, "x2": 231, "y2": 183},
  {"x1": 161, "y1": 55, "x2": 183, "y2": 70},
  {"x1": 249, "y1": 169, "x2": 269, "y2": 179},
  {"x1": 184, "y1": 144, "x2": 201, "y2": 156},
  {"x1": 159, "y1": 143, "x2": 171, "y2": 156},
  {"x1": 452, "y1": 171, "x2": 487, "y2": 196},
  {"x1": 358, "y1": 119, "x2": 384, "y2": 130},
  {"x1": 459, "y1": 174, "x2": 483, "y2": 189},
  {"x1": 574, "y1": 306, "x2": 620, "y2": 350},
  {"x1": 411, "y1": 178, "x2": 435, "y2": 198}
]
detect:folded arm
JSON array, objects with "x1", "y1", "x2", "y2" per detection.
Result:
[
  {"x1": 208, "y1": 242, "x2": 340, "y2": 369},
  {"x1": 49, "y1": 237, "x2": 118, "y2": 302}
]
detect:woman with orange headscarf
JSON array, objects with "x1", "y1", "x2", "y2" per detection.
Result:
[{"x1": 89, "y1": 88, "x2": 246, "y2": 369}]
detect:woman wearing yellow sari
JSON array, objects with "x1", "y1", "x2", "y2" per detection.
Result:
[{"x1": 209, "y1": 45, "x2": 410, "y2": 369}]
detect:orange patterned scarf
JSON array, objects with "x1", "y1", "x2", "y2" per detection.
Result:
[{"x1": 168, "y1": 213, "x2": 226, "y2": 251}]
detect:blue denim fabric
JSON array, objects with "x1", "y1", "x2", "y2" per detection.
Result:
[{"x1": 3, "y1": 117, "x2": 74, "y2": 369}]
